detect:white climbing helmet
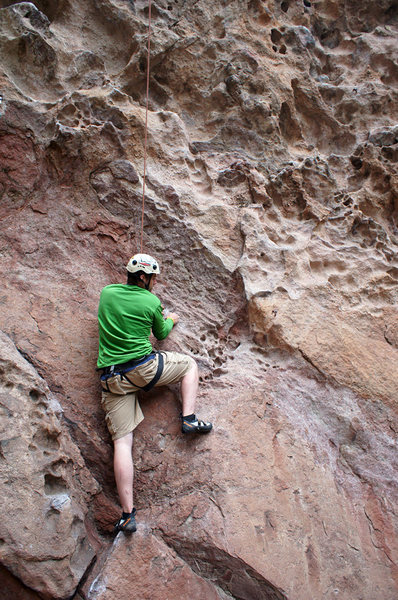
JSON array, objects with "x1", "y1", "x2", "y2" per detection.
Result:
[{"x1": 126, "y1": 253, "x2": 160, "y2": 275}]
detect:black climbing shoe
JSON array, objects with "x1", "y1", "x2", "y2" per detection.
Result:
[
  {"x1": 181, "y1": 415, "x2": 213, "y2": 434},
  {"x1": 113, "y1": 508, "x2": 137, "y2": 535}
]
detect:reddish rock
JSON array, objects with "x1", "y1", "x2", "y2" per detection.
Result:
[
  {"x1": 0, "y1": 1, "x2": 397, "y2": 599},
  {"x1": 0, "y1": 331, "x2": 99, "y2": 599},
  {"x1": 86, "y1": 526, "x2": 228, "y2": 600},
  {"x1": 0, "y1": 564, "x2": 41, "y2": 600}
]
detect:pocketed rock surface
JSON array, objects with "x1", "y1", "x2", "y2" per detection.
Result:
[
  {"x1": 0, "y1": 331, "x2": 99, "y2": 599},
  {"x1": 0, "y1": 1, "x2": 397, "y2": 599}
]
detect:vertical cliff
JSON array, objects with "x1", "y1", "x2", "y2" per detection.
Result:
[{"x1": 0, "y1": 1, "x2": 397, "y2": 598}]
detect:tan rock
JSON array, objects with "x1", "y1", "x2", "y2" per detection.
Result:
[{"x1": 249, "y1": 292, "x2": 398, "y2": 408}]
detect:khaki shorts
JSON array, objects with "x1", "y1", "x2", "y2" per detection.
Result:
[{"x1": 100, "y1": 351, "x2": 194, "y2": 441}]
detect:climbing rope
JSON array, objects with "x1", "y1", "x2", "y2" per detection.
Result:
[{"x1": 140, "y1": 0, "x2": 152, "y2": 253}]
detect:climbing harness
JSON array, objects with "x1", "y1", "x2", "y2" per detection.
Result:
[
  {"x1": 100, "y1": 351, "x2": 164, "y2": 393},
  {"x1": 140, "y1": 0, "x2": 152, "y2": 253},
  {"x1": 122, "y1": 352, "x2": 164, "y2": 392}
]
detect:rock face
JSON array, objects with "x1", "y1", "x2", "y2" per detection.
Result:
[
  {"x1": 0, "y1": 0, "x2": 397, "y2": 599},
  {"x1": 0, "y1": 331, "x2": 98, "y2": 599}
]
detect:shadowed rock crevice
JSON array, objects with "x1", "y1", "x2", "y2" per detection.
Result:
[
  {"x1": 0, "y1": 563, "x2": 42, "y2": 600},
  {"x1": 157, "y1": 534, "x2": 288, "y2": 600}
]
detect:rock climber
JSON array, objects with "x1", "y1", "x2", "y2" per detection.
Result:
[{"x1": 97, "y1": 253, "x2": 212, "y2": 534}]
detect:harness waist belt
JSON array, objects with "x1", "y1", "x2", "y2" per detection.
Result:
[
  {"x1": 100, "y1": 352, "x2": 156, "y2": 377},
  {"x1": 100, "y1": 351, "x2": 164, "y2": 393}
]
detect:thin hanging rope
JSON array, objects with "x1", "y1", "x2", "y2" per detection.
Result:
[{"x1": 140, "y1": 0, "x2": 152, "y2": 253}]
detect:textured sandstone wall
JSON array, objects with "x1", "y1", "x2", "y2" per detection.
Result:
[{"x1": 0, "y1": 1, "x2": 397, "y2": 599}]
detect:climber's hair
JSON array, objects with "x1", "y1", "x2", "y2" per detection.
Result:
[{"x1": 127, "y1": 271, "x2": 144, "y2": 286}]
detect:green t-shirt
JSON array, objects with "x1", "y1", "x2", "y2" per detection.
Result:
[{"x1": 97, "y1": 284, "x2": 173, "y2": 368}]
